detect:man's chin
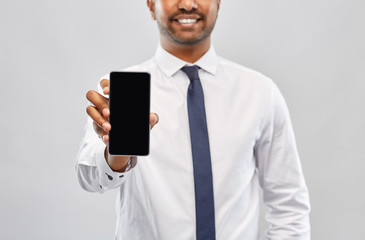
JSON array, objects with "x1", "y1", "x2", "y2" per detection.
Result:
[
  {"x1": 174, "y1": 38, "x2": 203, "y2": 45},
  {"x1": 168, "y1": 34, "x2": 209, "y2": 46},
  {"x1": 158, "y1": 22, "x2": 211, "y2": 46}
]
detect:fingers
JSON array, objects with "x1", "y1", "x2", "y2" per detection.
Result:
[
  {"x1": 150, "y1": 112, "x2": 159, "y2": 129},
  {"x1": 86, "y1": 88, "x2": 111, "y2": 145},
  {"x1": 86, "y1": 90, "x2": 109, "y2": 114},
  {"x1": 86, "y1": 105, "x2": 111, "y2": 131},
  {"x1": 93, "y1": 121, "x2": 109, "y2": 144},
  {"x1": 100, "y1": 79, "x2": 110, "y2": 95}
]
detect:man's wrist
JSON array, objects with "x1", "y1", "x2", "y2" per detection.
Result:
[{"x1": 104, "y1": 147, "x2": 131, "y2": 172}]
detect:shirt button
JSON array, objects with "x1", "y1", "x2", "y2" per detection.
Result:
[{"x1": 105, "y1": 173, "x2": 113, "y2": 180}]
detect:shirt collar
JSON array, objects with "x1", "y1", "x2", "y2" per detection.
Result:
[{"x1": 154, "y1": 44, "x2": 219, "y2": 78}]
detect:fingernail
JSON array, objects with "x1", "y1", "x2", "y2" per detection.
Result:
[
  {"x1": 154, "y1": 114, "x2": 159, "y2": 124},
  {"x1": 102, "y1": 108, "x2": 110, "y2": 116},
  {"x1": 102, "y1": 122, "x2": 109, "y2": 131}
]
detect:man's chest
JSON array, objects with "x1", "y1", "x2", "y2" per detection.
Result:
[{"x1": 148, "y1": 73, "x2": 269, "y2": 172}]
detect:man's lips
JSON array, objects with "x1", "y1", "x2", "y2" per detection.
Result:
[
  {"x1": 174, "y1": 15, "x2": 201, "y2": 24},
  {"x1": 169, "y1": 12, "x2": 205, "y2": 25},
  {"x1": 176, "y1": 18, "x2": 198, "y2": 24},
  {"x1": 172, "y1": 16, "x2": 202, "y2": 28}
]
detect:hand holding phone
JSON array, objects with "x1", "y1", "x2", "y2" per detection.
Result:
[
  {"x1": 108, "y1": 72, "x2": 151, "y2": 156},
  {"x1": 86, "y1": 75, "x2": 157, "y2": 171}
]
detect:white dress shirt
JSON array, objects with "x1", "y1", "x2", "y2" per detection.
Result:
[{"x1": 76, "y1": 45, "x2": 311, "y2": 240}]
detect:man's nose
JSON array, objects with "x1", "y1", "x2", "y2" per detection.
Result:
[{"x1": 178, "y1": 0, "x2": 198, "y2": 12}]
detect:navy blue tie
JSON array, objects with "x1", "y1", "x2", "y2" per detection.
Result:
[{"x1": 182, "y1": 66, "x2": 216, "y2": 240}]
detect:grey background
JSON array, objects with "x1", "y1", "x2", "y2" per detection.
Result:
[{"x1": 1, "y1": 0, "x2": 364, "y2": 239}]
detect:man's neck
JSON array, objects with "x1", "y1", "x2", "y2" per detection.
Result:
[{"x1": 160, "y1": 37, "x2": 211, "y2": 63}]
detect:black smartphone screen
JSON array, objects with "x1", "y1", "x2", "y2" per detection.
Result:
[{"x1": 108, "y1": 72, "x2": 151, "y2": 156}]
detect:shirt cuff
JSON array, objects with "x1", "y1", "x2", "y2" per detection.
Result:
[{"x1": 95, "y1": 143, "x2": 137, "y2": 189}]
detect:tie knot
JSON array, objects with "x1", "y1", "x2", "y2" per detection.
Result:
[{"x1": 181, "y1": 65, "x2": 200, "y2": 81}]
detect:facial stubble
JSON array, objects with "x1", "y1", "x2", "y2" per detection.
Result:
[{"x1": 156, "y1": 11, "x2": 217, "y2": 46}]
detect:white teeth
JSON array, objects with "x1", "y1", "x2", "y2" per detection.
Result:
[{"x1": 178, "y1": 19, "x2": 197, "y2": 24}]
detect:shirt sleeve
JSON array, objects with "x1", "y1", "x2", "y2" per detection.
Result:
[
  {"x1": 254, "y1": 83, "x2": 311, "y2": 239},
  {"x1": 75, "y1": 78, "x2": 138, "y2": 193}
]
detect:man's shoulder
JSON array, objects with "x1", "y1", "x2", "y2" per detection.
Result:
[{"x1": 217, "y1": 56, "x2": 274, "y2": 86}]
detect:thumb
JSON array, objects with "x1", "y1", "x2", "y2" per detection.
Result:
[{"x1": 150, "y1": 112, "x2": 159, "y2": 129}]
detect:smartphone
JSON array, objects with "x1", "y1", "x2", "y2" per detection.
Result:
[{"x1": 108, "y1": 72, "x2": 151, "y2": 156}]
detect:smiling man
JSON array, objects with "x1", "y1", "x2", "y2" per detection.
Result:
[{"x1": 76, "y1": 0, "x2": 311, "y2": 239}]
